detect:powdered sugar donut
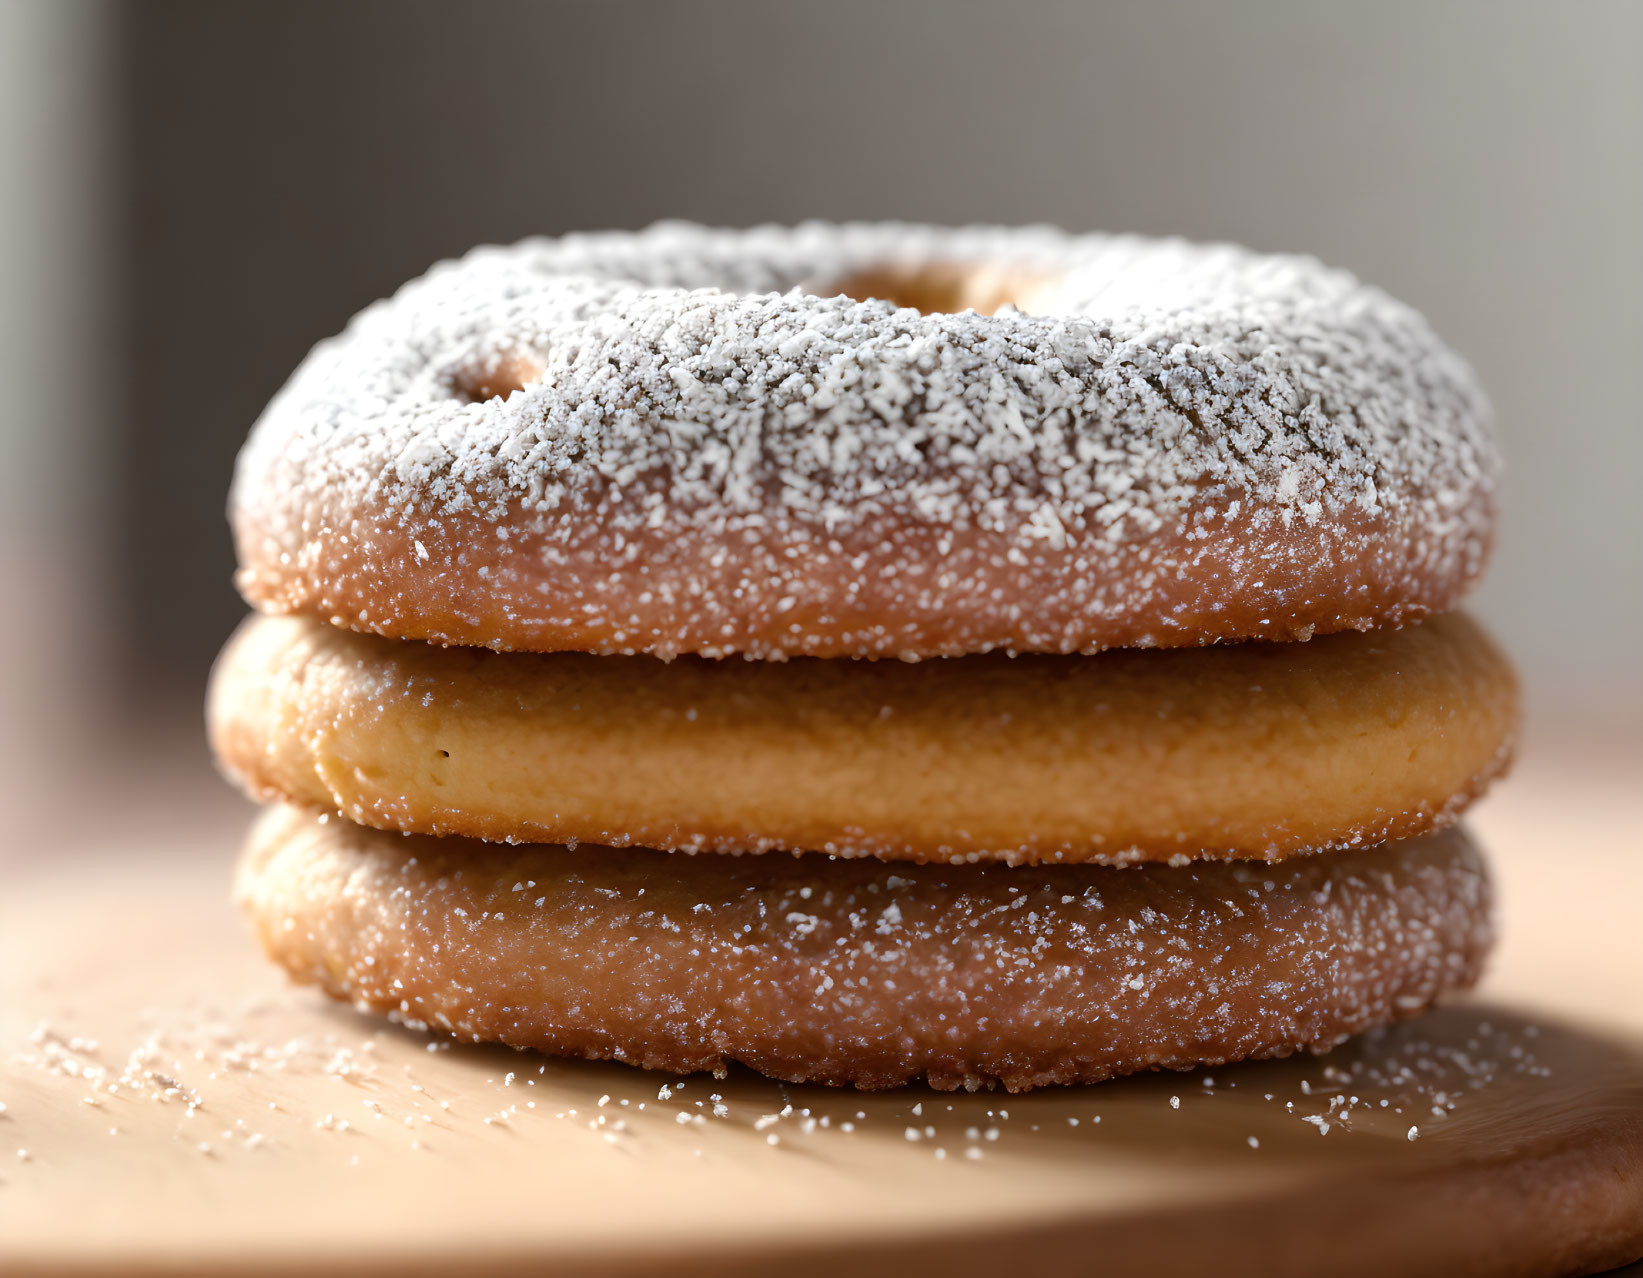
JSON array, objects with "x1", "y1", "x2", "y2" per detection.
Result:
[
  {"x1": 238, "y1": 805, "x2": 1493, "y2": 1091},
  {"x1": 231, "y1": 223, "x2": 1497, "y2": 658}
]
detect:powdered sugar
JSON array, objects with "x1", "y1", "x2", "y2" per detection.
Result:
[
  {"x1": 232, "y1": 222, "x2": 1497, "y2": 658},
  {"x1": 239, "y1": 806, "x2": 1493, "y2": 1092}
]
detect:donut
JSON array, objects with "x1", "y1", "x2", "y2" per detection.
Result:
[
  {"x1": 216, "y1": 221, "x2": 1516, "y2": 1098},
  {"x1": 229, "y1": 223, "x2": 1497, "y2": 660},
  {"x1": 237, "y1": 805, "x2": 1493, "y2": 1091},
  {"x1": 210, "y1": 611, "x2": 1518, "y2": 865}
]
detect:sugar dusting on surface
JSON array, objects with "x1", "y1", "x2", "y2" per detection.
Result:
[
  {"x1": 0, "y1": 1003, "x2": 1558, "y2": 1178},
  {"x1": 230, "y1": 222, "x2": 1497, "y2": 658}
]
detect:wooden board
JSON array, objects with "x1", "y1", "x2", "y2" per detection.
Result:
[{"x1": 3, "y1": 740, "x2": 1640, "y2": 1277}]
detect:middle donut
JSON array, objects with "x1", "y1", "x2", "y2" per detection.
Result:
[{"x1": 210, "y1": 612, "x2": 1517, "y2": 866}]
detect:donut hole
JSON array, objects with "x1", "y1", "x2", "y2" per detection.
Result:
[
  {"x1": 827, "y1": 261, "x2": 1057, "y2": 316},
  {"x1": 450, "y1": 351, "x2": 545, "y2": 404}
]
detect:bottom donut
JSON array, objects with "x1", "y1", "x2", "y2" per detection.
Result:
[{"x1": 236, "y1": 806, "x2": 1494, "y2": 1092}]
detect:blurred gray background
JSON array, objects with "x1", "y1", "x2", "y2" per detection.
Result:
[{"x1": 2, "y1": 0, "x2": 1639, "y2": 798}]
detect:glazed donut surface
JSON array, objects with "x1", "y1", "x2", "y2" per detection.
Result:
[
  {"x1": 238, "y1": 806, "x2": 1493, "y2": 1091},
  {"x1": 231, "y1": 223, "x2": 1497, "y2": 659},
  {"x1": 209, "y1": 612, "x2": 1517, "y2": 865}
]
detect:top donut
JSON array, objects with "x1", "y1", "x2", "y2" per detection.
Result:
[{"x1": 231, "y1": 222, "x2": 1497, "y2": 659}]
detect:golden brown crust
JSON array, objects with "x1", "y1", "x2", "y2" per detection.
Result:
[
  {"x1": 236, "y1": 806, "x2": 1494, "y2": 1092},
  {"x1": 233, "y1": 498, "x2": 1491, "y2": 661},
  {"x1": 209, "y1": 612, "x2": 1518, "y2": 865}
]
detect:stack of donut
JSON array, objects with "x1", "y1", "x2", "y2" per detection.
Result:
[{"x1": 210, "y1": 223, "x2": 1517, "y2": 1091}]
